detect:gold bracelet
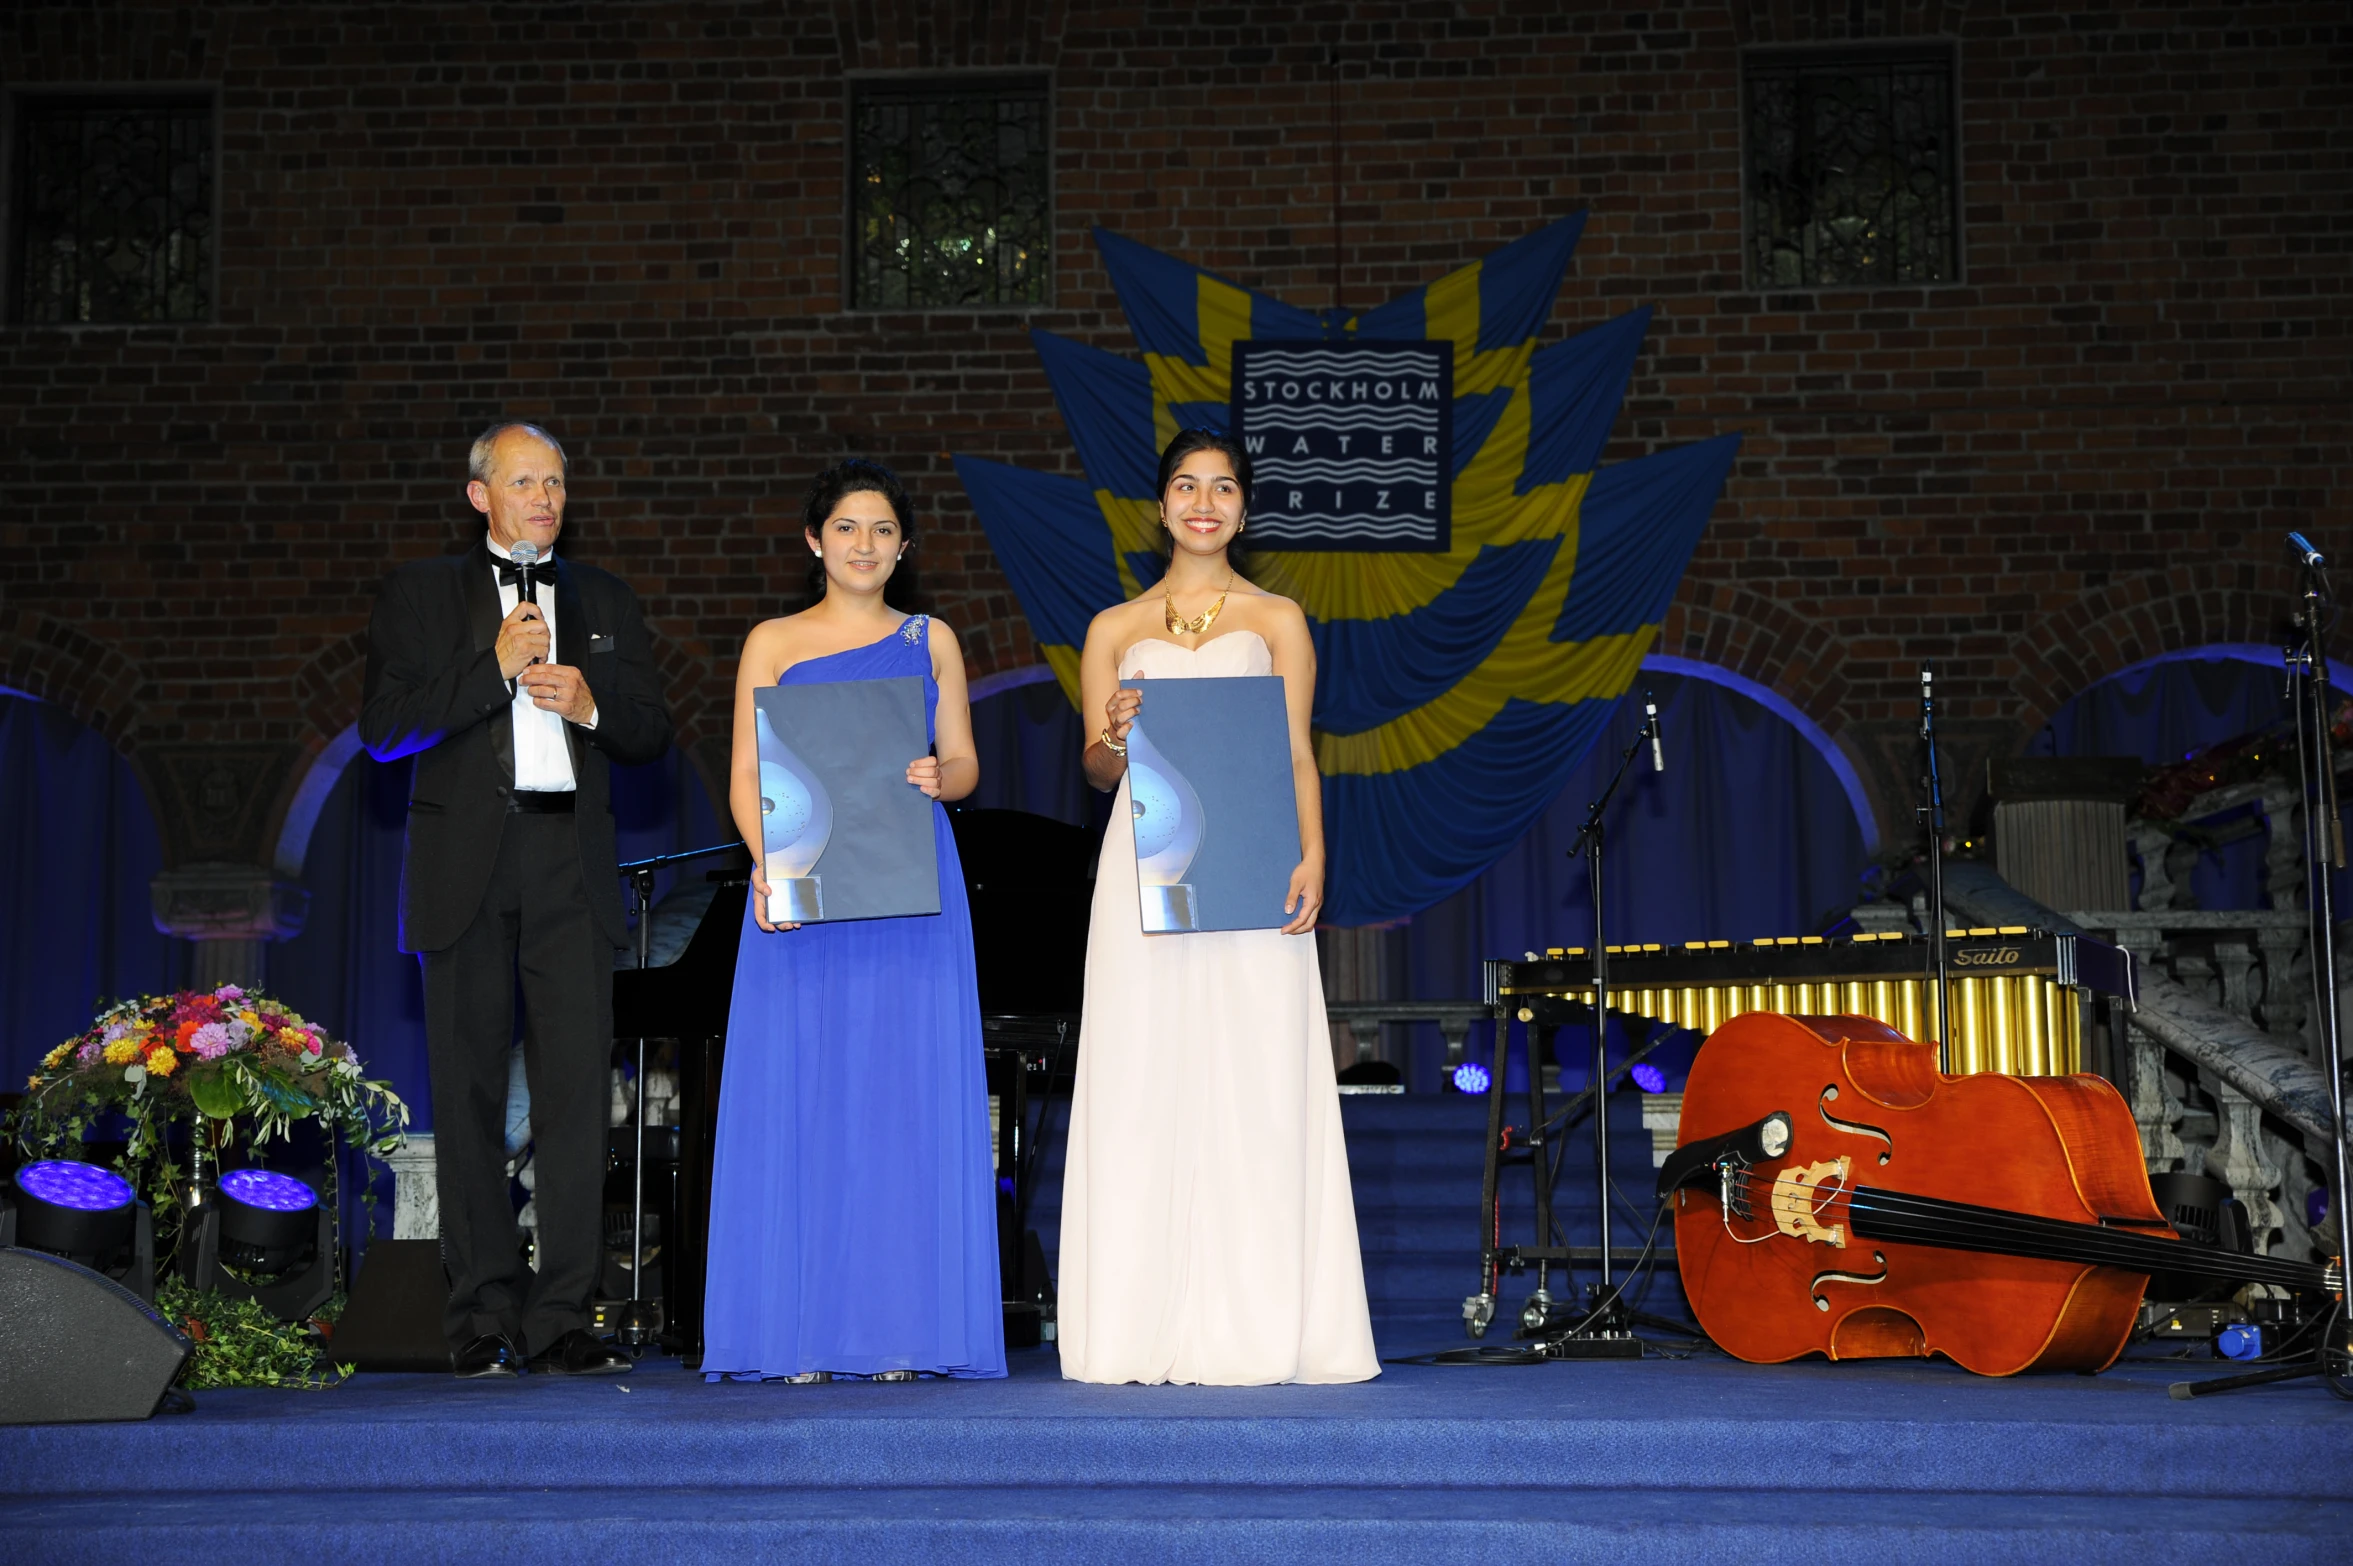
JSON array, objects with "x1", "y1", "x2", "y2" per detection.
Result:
[{"x1": 1099, "y1": 726, "x2": 1127, "y2": 756}]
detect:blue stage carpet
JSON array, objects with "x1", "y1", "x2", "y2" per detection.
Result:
[
  {"x1": 8, "y1": 1097, "x2": 2351, "y2": 1559},
  {"x1": 5, "y1": 1336, "x2": 2351, "y2": 1563}
]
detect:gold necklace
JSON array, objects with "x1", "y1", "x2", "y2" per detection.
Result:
[{"x1": 1164, "y1": 572, "x2": 1235, "y2": 636}]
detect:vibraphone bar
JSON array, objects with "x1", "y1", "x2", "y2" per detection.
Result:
[{"x1": 1484, "y1": 927, "x2": 2138, "y2": 1077}]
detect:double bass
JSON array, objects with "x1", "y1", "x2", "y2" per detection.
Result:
[{"x1": 1667, "y1": 1011, "x2": 2340, "y2": 1375}]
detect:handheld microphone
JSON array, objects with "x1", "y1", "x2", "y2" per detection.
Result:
[
  {"x1": 1644, "y1": 692, "x2": 1664, "y2": 772},
  {"x1": 2289, "y1": 531, "x2": 2326, "y2": 569},
  {"x1": 509, "y1": 540, "x2": 542, "y2": 606}
]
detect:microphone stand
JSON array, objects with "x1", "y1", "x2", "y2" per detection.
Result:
[
  {"x1": 614, "y1": 840, "x2": 744, "y2": 1355},
  {"x1": 2173, "y1": 539, "x2": 2353, "y2": 1400},
  {"x1": 1535, "y1": 694, "x2": 1663, "y2": 1357},
  {"x1": 1919, "y1": 664, "x2": 1953, "y2": 1072}
]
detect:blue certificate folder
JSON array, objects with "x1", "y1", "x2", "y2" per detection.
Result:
[
  {"x1": 752, "y1": 678, "x2": 940, "y2": 924},
  {"x1": 1120, "y1": 673, "x2": 1302, "y2": 933}
]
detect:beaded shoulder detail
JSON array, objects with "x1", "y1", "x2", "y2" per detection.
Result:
[{"x1": 900, "y1": 615, "x2": 929, "y2": 645}]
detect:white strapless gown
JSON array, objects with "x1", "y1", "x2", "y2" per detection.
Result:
[{"x1": 1057, "y1": 631, "x2": 1379, "y2": 1385}]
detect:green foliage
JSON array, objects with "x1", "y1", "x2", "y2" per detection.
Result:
[{"x1": 156, "y1": 1276, "x2": 351, "y2": 1391}]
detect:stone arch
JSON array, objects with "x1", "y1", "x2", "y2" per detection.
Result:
[
  {"x1": 260, "y1": 629, "x2": 374, "y2": 876},
  {"x1": 1655, "y1": 581, "x2": 1927, "y2": 853},
  {"x1": 291, "y1": 627, "x2": 369, "y2": 745},
  {"x1": 0, "y1": 610, "x2": 146, "y2": 749},
  {"x1": 1659, "y1": 581, "x2": 1852, "y2": 734},
  {"x1": 644, "y1": 618, "x2": 728, "y2": 830},
  {"x1": 2003, "y1": 560, "x2": 2309, "y2": 750}
]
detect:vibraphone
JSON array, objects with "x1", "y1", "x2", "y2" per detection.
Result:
[
  {"x1": 1486, "y1": 926, "x2": 2139, "y2": 1077},
  {"x1": 1458, "y1": 928, "x2": 2139, "y2": 1340}
]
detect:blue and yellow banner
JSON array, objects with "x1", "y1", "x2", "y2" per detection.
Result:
[{"x1": 955, "y1": 218, "x2": 1737, "y2": 925}]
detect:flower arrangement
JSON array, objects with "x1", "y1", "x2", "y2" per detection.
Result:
[{"x1": 7, "y1": 984, "x2": 408, "y2": 1224}]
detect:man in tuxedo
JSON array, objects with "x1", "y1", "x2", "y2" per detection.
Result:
[{"x1": 360, "y1": 422, "x2": 671, "y2": 1377}]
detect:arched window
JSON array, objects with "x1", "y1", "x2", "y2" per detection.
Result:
[
  {"x1": 1385, "y1": 660, "x2": 1874, "y2": 1090},
  {"x1": 0, "y1": 692, "x2": 176, "y2": 1087},
  {"x1": 2031, "y1": 644, "x2": 2353, "y2": 767},
  {"x1": 2029, "y1": 644, "x2": 2353, "y2": 911},
  {"x1": 1403, "y1": 658, "x2": 1874, "y2": 977}
]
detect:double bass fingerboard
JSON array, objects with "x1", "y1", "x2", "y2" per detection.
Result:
[{"x1": 1486, "y1": 929, "x2": 2138, "y2": 1078}]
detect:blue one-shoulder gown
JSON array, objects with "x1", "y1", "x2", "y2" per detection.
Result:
[{"x1": 701, "y1": 616, "x2": 1006, "y2": 1380}]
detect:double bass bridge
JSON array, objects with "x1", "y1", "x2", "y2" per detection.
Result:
[{"x1": 1770, "y1": 1156, "x2": 1852, "y2": 1248}]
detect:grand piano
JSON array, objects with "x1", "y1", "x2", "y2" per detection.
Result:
[{"x1": 610, "y1": 806, "x2": 1095, "y2": 1362}]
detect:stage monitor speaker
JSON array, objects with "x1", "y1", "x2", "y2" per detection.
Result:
[
  {"x1": 0, "y1": 1247, "x2": 192, "y2": 1424},
  {"x1": 332, "y1": 1239, "x2": 451, "y2": 1373}
]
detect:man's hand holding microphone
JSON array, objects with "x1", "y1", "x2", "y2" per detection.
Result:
[{"x1": 496, "y1": 602, "x2": 597, "y2": 726}]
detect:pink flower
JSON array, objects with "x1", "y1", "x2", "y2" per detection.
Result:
[
  {"x1": 189, "y1": 1022, "x2": 236, "y2": 1061},
  {"x1": 76, "y1": 1040, "x2": 103, "y2": 1064},
  {"x1": 213, "y1": 984, "x2": 245, "y2": 1003}
]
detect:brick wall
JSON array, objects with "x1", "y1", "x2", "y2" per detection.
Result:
[{"x1": 1, "y1": 0, "x2": 2347, "y2": 869}]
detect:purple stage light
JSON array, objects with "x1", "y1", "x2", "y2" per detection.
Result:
[
  {"x1": 15, "y1": 1159, "x2": 134, "y2": 1213},
  {"x1": 1631, "y1": 1062, "x2": 1667, "y2": 1094},
  {"x1": 218, "y1": 1167, "x2": 318, "y2": 1213},
  {"x1": 1452, "y1": 1060, "x2": 1491, "y2": 1095}
]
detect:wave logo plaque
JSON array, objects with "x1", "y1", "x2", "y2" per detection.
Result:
[{"x1": 1233, "y1": 341, "x2": 1452, "y2": 551}]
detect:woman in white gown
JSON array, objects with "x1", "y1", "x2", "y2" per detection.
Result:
[{"x1": 1057, "y1": 428, "x2": 1379, "y2": 1386}]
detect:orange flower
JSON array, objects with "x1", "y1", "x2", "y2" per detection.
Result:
[{"x1": 175, "y1": 1020, "x2": 202, "y2": 1051}]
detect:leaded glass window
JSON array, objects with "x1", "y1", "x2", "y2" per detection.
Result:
[
  {"x1": 849, "y1": 75, "x2": 1050, "y2": 311},
  {"x1": 1743, "y1": 47, "x2": 1959, "y2": 290},
  {"x1": 9, "y1": 95, "x2": 215, "y2": 324}
]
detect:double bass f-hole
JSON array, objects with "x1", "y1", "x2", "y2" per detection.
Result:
[
  {"x1": 1819, "y1": 1083, "x2": 1894, "y2": 1165},
  {"x1": 1811, "y1": 1252, "x2": 1889, "y2": 1311}
]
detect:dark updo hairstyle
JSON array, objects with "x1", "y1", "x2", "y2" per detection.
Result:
[
  {"x1": 1154, "y1": 427, "x2": 1253, "y2": 575},
  {"x1": 802, "y1": 457, "x2": 918, "y2": 609}
]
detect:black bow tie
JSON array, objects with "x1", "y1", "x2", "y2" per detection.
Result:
[{"x1": 496, "y1": 558, "x2": 557, "y2": 590}]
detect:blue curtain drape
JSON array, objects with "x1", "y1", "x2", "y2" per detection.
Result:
[{"x1": 0, "y1": 694, "x2": 178, "y2": 1093}]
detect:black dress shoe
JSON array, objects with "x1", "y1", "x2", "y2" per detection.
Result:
[
  {"x1": 452, "y1": 1333, "x2": 525, "y2": 1378},
  {"x1": 526, "y1": 1327, "x2": 634, "y2": 1376}
]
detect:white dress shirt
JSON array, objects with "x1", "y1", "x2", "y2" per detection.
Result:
[{"x1": 486, "y1": 536, "x2": 591, "y2": 791}]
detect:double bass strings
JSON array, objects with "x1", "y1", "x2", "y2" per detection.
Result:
[
  {"x1": 1709, "y1": 1168, "x2": 2335, "y2": 1293},
  {"x1": 1719, "y1": 1169, "x2": 2333, "y2": 1291},
  {"x1": 1710, "y1": 1164, "x2": 2216, "y2": 1276}
]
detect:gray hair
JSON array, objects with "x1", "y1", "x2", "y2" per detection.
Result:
[{"x1": 468, "y1": 421, "x2": 568, "y2": 483}]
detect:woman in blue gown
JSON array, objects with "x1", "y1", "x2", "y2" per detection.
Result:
[{"x1": 701, "y1": 459, "x2": 1005, "y2": 1383}]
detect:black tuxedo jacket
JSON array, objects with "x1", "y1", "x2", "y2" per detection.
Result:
[{"x1": 359, "y1": 540, "x2": 673, "y2": 954}]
